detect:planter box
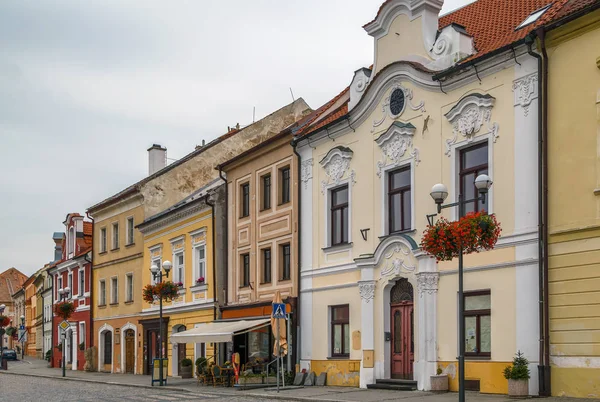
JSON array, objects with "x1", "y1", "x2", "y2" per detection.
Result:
[
  {"x1": 508, "y1": 379, "x2": 528, "y2": 397},
  {"x1": 180, "y1": 365, "x2": 193, "y2": 379},
  {"x1": 190, "y1": 284, "x2": 208, "y2": 293},
  {"x1": 430, "y1": 375, "x2": 448, "y2": 392}
]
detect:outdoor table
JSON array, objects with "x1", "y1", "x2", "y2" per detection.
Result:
[{"x1": 221, "y1": 367, "x2": 235, "y2": 386}]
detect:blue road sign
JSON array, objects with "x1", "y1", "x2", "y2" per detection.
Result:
[
  {"x1": 19, "y1": 325, "x2": 24, "y2": 331},
  {"x1": 272, "y1": 303, "x2": 286, "y2": 319}
]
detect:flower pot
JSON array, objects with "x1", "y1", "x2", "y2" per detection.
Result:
[
  {"x1": 508, "y1": 379, "x2": 529, "y2": 397},
  {"x1": 430, "y1": 375, "x2": 448, "y2": 392},
  {"x1": 180, "y1": 365, "x2": 193, "y2": 378}
]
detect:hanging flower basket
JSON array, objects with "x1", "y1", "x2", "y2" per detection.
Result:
[
  {"x1": 420, "y1": 211, "x2": 501, "y2": 262},
  {"x1": 142, "y1": 281, "x2": 180, "y2": 304},
  {"x1": 0, "y1": 315, "x2": 10, "y2": 328},
  {"x1": 55, "y1": 302, "x2": 76, "y2": 320},
  {"x1": 5, "y1": 326, "x2": 17, "y2": 337}
]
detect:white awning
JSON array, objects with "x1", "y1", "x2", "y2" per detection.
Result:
[{"x1": 170, "y1": 318, "x2": 270, "y2": 343}]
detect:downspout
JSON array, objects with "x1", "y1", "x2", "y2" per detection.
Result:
[
  {"x1": 218, "y1": 168, "x2": 228, "y2": 306},
  {"x1": 86, "y1": 211, "x2": 94, "y2": 351},
  {"x1": 205, "y1": 194, "x2": 217, "y2": 322},
  {"x1": 291, "y1": 137, "x2": 302, "y2": 369},
  {"x1": 538, "y1": 27, "x2": 551, "y2": 396}
]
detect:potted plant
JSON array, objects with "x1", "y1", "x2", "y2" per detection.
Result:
[
  {"x1": 142, "y1": 281, "x2": 180, "y2": 304},
  {"x1": 430, "y1": 366, "x2": 448, "y2": 392},
  {"x1": 503, "y1": 351, "x2": 530, "y2": 397},
  {"x1": 55, "y1": 343, "x2": 62, "y2": 352},
  {"x1": 180, "y1": 358, "x2": 193, "y2": 378},
  {"x1": 79, "y1": 342, "x2": 85, "y2": 351},
  {"x1": 196, "y1": 277, "x2": 205, "y2": 285}
]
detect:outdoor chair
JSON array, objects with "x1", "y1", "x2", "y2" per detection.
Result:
[
  {"x1": 196, "y1": 365, "x2": 209, "y2": 386},
  {"x1": 211, "y1": 365, "x2": 225, "y2": 387}
]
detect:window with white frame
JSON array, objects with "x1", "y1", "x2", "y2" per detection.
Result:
[
  {"x1": 174, "y1": 252, "x2": 184, "y2": 286},
  {"x1": 99, "y1": 280, "x2": 106, "y2": 306},
  {"x1": 195, "y1": 245, "x2": 206, "y2": 283},
  {"x1": 151, "y1": 257, "x2": 161, "y2": 285},
  {"x1": 100, "y1": 227, "x2": 107, "y2": 253},
  {"x1": 126, "y1": 217, "x2": 134, "y2": 245},
  {"x1": 79, "y1": 322, "x2": 85, "y2": 346},
  {"x1": 112, "y1": 222, "x2": 119, "y2": 249},
  {"x1": 110, "y1": 277, "x2": 118, "y2": 304},
  {"x1": 68, "y1": 272, "x2": 73, "y2": 298},
  {"x1": 68, "y1": 227, "x2": 75, "y2": 255},
  {"x1": 330, "y1": 185, "x2": 349, "y2": 246},
  {"x1": 387, "y1": 166, "x2": 411, "y2": 234},
  {"x1": 78, "y1": 268, "x2": 85, "y2": 296},
  {"x1": 57, "y1": 276, "x2": 63, "y2": 294},
  {"x1": 459, "y1": 142, "x2": 489, "y2": 215},
  {"x1": 126, "y1": 273, "x2": 133, "y2": 302}
]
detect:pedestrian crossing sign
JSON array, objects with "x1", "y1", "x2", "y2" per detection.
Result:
[{"x1": 272, "y1": 303, "x2": 286, "y2": 319}]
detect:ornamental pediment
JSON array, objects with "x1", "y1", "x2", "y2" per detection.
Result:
[{"x1": 375, "y1": 122, "x2": 420, "y2": 177}]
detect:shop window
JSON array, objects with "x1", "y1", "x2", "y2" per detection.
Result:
[
  {"x1": 464, "y1": 290, "x2": 491, "y2": 357},
  {"x1": 330, "y1": 305, "x2": 349, "y2": 358}
]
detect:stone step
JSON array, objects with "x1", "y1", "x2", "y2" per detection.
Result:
[
  {"x1": 376, "y1": 378, "x2": 418, "y2": 387},
  {"x1": 367, "y1": 383, "x2": 416, "y2": 391}
]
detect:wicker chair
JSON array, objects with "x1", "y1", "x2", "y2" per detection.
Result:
[
  {"x1": 211, "y1": 365, "x2": 225, "y2": 387},
  {"x1": 196, "y1": 364, "x2": 209, "y2": 386}
]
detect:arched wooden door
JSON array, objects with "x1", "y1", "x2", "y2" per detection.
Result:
[
  {"x1": 125, "y1": 329, "x2": 135, "y2": 374},
  {"x1": 390, "y1": 278, "x2": 414, "y2": 379}
]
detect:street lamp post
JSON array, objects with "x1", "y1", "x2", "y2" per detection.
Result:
[
  {"x1": 428, "y1": 174, "x2": 493, "y2": 402},
  {"x1": 58, "y1": 287, "x2": 71, "y2": 378},
  {"x1": 20, "y1": 315, "x2": 25, "y2": 360},
  {"x1": 150, "y1": 261, "x2": 172, "y2": 387},
  {"x1": 0, "y1": 304, "x2": 6, "y2": 368}
]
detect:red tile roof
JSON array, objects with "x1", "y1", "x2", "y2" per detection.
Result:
[
  {"x1": 0, "y1": 268, "x2": 28, "y2": 302},
  {"x1": 302, "y1": 102, "x2": 350, "y2": 136}
]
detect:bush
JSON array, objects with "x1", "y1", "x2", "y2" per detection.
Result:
[
  {"x1": 503, "y1": 351, "x2": 530, "y2": 380},
  {"x1": 195, "y1": 357, "x2": 207, "y2": 368},
  {"x1": 181, "y1": 358, "x2": 193, "y2": 367},
  {"x1": 45, "y1": 349, "x2": 52, "y2": 361}
]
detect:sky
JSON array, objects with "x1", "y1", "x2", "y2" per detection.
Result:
[{"x1": 0, "y1": 0, "x2": 470, "y2": 276}]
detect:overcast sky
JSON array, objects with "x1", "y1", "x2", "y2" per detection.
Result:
[{"x1": 0, "y1": 0, "x2": 469, "y2": 276}]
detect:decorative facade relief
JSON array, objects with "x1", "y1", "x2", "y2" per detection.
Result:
[
  {"x1": 379, "y1": 243, "x2": 416, "y2": 279},
  {"x1": 375, "y1": 122, "x2": 421, "y2": 177},
  {"x1": 358, "y1": 281, "x2": 376, "y2": 303},
  {"x1": 444, "y1": 93, "x2": 499, "y2": 156},
  {"x1": 513, "y1": 73, "x2": 538, "y2": 117},
  {"x1": 301, "y1": 159, "x2": 313, "y2": 189},
  {"x1": 319, "y1": 146, "x2": 356, "y2": 194},
  {"x1": 416, "y1": 272, "x2": 439, "y2": 296},
  {"x1": 372, "y1": 82, "x2": 426, "y2": 132}
]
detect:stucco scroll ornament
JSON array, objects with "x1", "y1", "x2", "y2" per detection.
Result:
[
  {"x1": 444, "y1": 93, "x2": 499, "y2": 156},
  {"x1": 380, "y1": 244, "x2": 416, "y2": 279},
  {"x1": 358, "y1": 281, "x2": 376, "y2": 303},
  {"x1": 372, "y1": 82, "x2": 426, "y2": 132},
  {"x1": 300, "y1": 158, "x2": 313, "y2": 189},
  {"x1": 375, "y1": 122, "x2": 421, "y2": 177},
  {"x1": 319, "y1": 146, "x2": 356, "y2": 194},
  {"x1": 416, "y1": 272, "x2": 439, "y2": 297},
  {"x1": 513, "y1": 73, "x2": 538, "y2": 117}
]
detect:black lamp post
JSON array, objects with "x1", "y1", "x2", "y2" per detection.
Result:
[
  {"x1": 19, "y1": 315, "x2": 25, "y2": 360},
  {"x1": 428, "y1": 174, "x2": 493, "y2": 402},
  {"x1": 58, "y1": 286, "x2": 71, "y2": 378},
  {"x1": 0, "y1": 304, "x2": 5, "y2": 368},
  {"x1": 151, "y1": 260, "x2": 172, "y2": 387}
]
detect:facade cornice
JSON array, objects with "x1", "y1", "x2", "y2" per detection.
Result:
[
  {"x1": 88, "y1": 191, "x2": 143, "y2": 220},
  {"x1": 93, "y1": 252, "x2": 143, "y2": 270},
  {"x1": 137, "y1": 199, "x2": 210, "y2": 235}
]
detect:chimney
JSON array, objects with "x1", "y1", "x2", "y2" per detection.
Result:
[
  {"x1": 148, "y1": 144, "x2": 167, "y2": 175},
  {"x1": 52, "y1": 232, "x2": 64, "y2": 262}
]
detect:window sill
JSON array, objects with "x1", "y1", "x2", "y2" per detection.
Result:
[
  {"x1": 99, "y1": 251, "x2": 108, "y2": 255},
  {"x1": 327, "y1": 356, "x2": 350, "y2": 360},
  {"x1": 465, "y1": 355, "x2": 491, "y2": 361},
  {"x1": 279, "y1": 278, "x2": 291, "y2": 283},
  {"x1": 278, "y1": 201, "x2": 290, "y2": 206},
  {"x1": 124, "y1": 300, "x2": 134, "y2": 305},
  {"x1": 110, "y1": 247, "x2": 120, "y2": 252},
  {"x1": 125, "y1": 242, "x2": 136, "y2": 248},
  {"x1": 260, "y1": 281, "x2": 272, "y2": 285},
  {"x1": 109, "y1": 302, "x2": 119, "y2": 306},
  {"x1": 177, "y1": 288, "x2": 186, "y2": 296},
  {"x1": 322, "y1": 242, "x2": 353, "y2": 253},
  {"x1": 259, "y1": 207, "x2": 272, "y2": 213},
  {"x1": 97, "y1": 304, "x2": 107, "y2": 308},
  {"x1": 190, "y1": 284, "x2": 208, "y2": 293},
  {"x1": 379, "y1": 229, "x2": 416, "y2": 240},
  {"x1": 238, "y1": 285, "x2": 251, "y2": 290}
]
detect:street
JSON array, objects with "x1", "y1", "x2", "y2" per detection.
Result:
[{"x1": 0, "y1": 374, "x2": 277, "y2": 402}]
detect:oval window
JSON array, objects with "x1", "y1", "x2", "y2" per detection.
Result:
[{"x1": 389, "y1": 88, "x2": 405, "y2": 116}]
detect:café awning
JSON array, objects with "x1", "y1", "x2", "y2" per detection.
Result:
[{"x1": 170, "y1": 318, "x2": 270, "y2": 343}]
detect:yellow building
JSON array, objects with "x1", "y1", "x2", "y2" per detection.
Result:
[
  {"x1": 88, "y1": 192, "x2": 145, "y2": 374},
  {"x1": 543, "y1": 3, "x2": 600, "y2": 398},
  {"x1": 137, "y1": 181, "x2": 224, "y2": 377}
]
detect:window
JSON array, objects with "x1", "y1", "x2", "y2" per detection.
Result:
[
  {"x1": 151, "y1": 257, "x2": 161, "y2": 285},
  {"x1": 79, "y1": 322, "x2": 85, "y2": 346},
  {"x1": 99, "y1": 280, "x2": 106, "y2": 306},
  {"x1": 110, "y1": 277, "x2": 118, "y2": 304},
  {"x1": 280, "y1": 167, "x2": 290, "y2": 204},
  {"x1": 57, "y1": 276, "x2": 63, "y2": 294},
  {"x1": 262, "y1": 248, "x2": 271, "y2": 283},
  {"x1": 68, "y1": 227, "x2": 75, "y2": 255},
  {"x1": 281, "y1": 244, "x2": 291, "y2": 281},
  {"x1": 126, "y1": 217, "x2": 134, "y2": 245},
  {"x1": 460, "y1": 143, "x2": 488, "y2": 215},
  {"x1": 464, "y1": 290, "x2": 491, "y2": 357},
  {"x1": 104, "y1": 332, "x2": 112, "y2": 364},
  {"x1": 261, "y1": 174, "x2": 271, "y2": 210},
  {"x1": 78, "y1": 268, "x2": 85, "y2": 296},
  {"x1": 100, "y1": 227, "x2": 107, "y2": 253},
  {"x1": 388, "y1": 166, "x2": 411, "y2": 233},
  {"x1": 68, "y1": 272, "x2": 73, "y2": 298},
  {"x1": 112, "y1": 222, "x2": 119, "y2": 249},
  {"x1": 195, "y1": 246, "x2": 205, "y2": 282},
  {"x1": 516, "y1": 4, "x2": 550, "y2": 30},
  {"x1": 330, "y1": 185, "x2": 349, "y2": 245},
  {"x1": 174, "y1": 252, "x2": 184, "y2": 285},
  {"x1": 126, "y1": 273, "x2": 133, "y2": 302},
  {"x1": 331, "y1": 305, "x2": 350, "y2": 357},
  {"x1": 241, "y1": 183, "x2": 250, "y2": 217},
  {"x1": 241, "y1": 253, "x2": 250, "y2": 287}
]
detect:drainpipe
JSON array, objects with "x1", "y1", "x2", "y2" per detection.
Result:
[
  {"x1": 205, "y1": 194, "x2": 217, "y2": 322},
  {"x1": 291, "y1": 137, "x2": 302, "y2": 370},
  {"x1": 85, "y1": 211, "x2": 94, "y2": 351},
  {"x1": 218, "y1": 168, "x2": 228, "y2": 307}
]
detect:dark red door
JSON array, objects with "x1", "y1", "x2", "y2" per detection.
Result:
[{"x1": 391, "y1": 302, "x2": 414, "y2": 379}]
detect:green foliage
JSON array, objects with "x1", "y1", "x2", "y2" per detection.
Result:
[
  {"x1": 45, "y1": 349, "x2": 52, "y2": 361},
  {"x1": 5, "y1": 326, "x2": 17, "y2": 336},
  {"x1": 503, "y1": 350, "x2": 530, "y2": 380},
  {"x1": 437, "y1": 367, "x2": 443, "y2": 375},
  {"x1": 195, "y1": 357, "x2": 207, "y2": 368},
  {"x1": 284, "y1": 370, "x2": 295, "y2": 385},
  {"x1": 181, "y1": 358, "x2": 193, "y2": 367}
]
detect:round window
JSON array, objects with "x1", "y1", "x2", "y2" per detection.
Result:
[{"x1": 389, "y1": 88, "x2": 406, "y2": 116}]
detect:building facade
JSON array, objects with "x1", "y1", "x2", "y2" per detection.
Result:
[
  {"x1": 49, "y1": 213, "x2": 92, "y2": 371},
  {"x1": 0, "y1": 267, "x2": 27, "y2": 349},
  {"x1": 218, "y1": 129, "x2": 300, "y2": 370},
  {"x1": 295, "y1": 0, "x2": 551, "y2": 395}
]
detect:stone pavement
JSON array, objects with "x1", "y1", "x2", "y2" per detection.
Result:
[{"x1": 1, "y1": 357, "x2": 596, "y2": 402}]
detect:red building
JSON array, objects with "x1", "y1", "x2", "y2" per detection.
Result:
[{"x1": 49, "y1": 213, "x2": 92, "y2": 371}]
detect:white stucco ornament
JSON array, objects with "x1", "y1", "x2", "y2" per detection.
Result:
[
  {"x1": 358, "y1": 281, "x2": 376, "y2": 303},
  {"x1": 513, "y1": 73, "x2": 538, "y2": 117},
  {"x1": 444, "y1": 93, "x2": 499, "y2": 156},
  {"x1": 379, "y1": 243, "x2": 416, "y2": 279},
  {"x1": 319, "y1": 146, "x2": 356, "y2": 194},
  {"x1": 375, "y1": 121, "x2": 421, "y2": 177},
  {"x1": 416, "y1": 272, "x2": 439, "y2": 297},
  {"x1": 372, "y1": 82, "x2": 426, "y2": 132},
  {"x1": 300, "y1": 158, "x2": 313, "y2": 189}
]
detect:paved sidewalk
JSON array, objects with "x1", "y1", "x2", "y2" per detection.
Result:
[{"x1": 1, "y1": 357, "x2": 596, "y2": 402}]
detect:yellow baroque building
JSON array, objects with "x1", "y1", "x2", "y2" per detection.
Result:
[{"x1": 137, "y1": 181, "x2": 224, "y2": 377}]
